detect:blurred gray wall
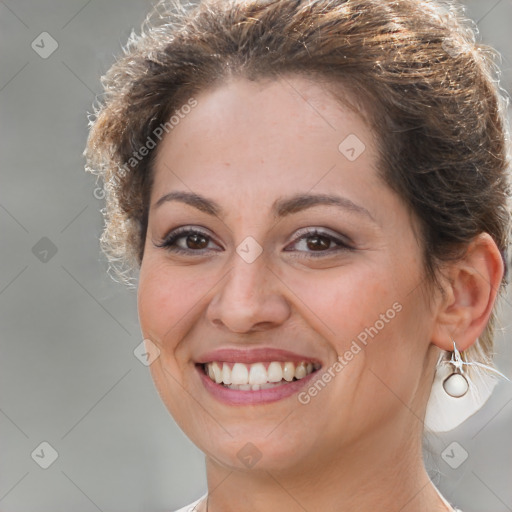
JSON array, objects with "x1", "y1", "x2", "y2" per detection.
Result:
[{"x1": 0, "y1": 1, "x2": 511, "y2": 511}]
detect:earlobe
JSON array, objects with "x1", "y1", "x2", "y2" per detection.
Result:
[{"x1": 430, "y1": 233, "x2": 504, "y2": 352}]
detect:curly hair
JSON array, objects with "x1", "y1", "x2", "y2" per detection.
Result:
[{"x1": 84, "y1": 0, "x2": 510, "y2": 373}]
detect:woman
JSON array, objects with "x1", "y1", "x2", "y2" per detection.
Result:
[{"x1": 84, "y1": 0, "x2": 510, "y2": 510}]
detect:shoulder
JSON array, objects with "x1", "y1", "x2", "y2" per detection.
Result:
[{"x1": 173, "y1": 494, "x2": 207, "y2": 512}]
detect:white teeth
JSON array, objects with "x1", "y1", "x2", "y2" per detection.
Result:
[
  {"x1": 212, "y1": 362, "x2": 222, "y2": 384},
  {"x1": 204, "y1": 360, "x2": 319, "y2": 388},
  {"x1": 222, "y1": 363, "x2": 232, "y2": 384},
  {"x1": 295, "y1": 362, "x2": 307, "y2": 379},
  {"x1": 283, "y1": 362, "x2": 295, "y2": 382},
  {"x1": 249, "y1": 363, "x2": 268, "y2": 385},
  {"x1": 231, "y1": 363, "x2": 249, "y2": 385},
  {"x1": 267, "y1": 361, "x2": 283, "y2": 382}
]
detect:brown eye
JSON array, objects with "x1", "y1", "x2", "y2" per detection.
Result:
[
  {"x1": 156, "y1": 227, "x2": 219, "y2": 255},
  {"x1": 186, "y1": 232, "x2": 209, "y2": 250},
  {"x1": 285, "y1": 228, "x2": 354, "y2": 258},
  {"x1": 305, "y1": 234, "x2": 331, "y2": 251}
]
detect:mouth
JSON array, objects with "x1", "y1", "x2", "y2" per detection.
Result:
[
  {"x1": 201, "y1": 360, "x2": 321, "y2": 391},
  {"x1": 195, "y1": 348, "x2": 323, "y2": 405}
]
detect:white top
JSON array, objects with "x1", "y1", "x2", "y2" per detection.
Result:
[
  {"x1": 173, "y1": 493, "x2": 207, "y2": 512},
  {"x1": 174, "y1": 490, "x2": 463, "y2": 511}
]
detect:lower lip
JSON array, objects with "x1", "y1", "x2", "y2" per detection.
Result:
[{"x1": 197, "y1": 366, "x2": 320, "y2": 405}]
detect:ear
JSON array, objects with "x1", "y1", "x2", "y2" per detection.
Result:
[{"x1": 431, "y1": 233, "x2": 504, "y2": 352}]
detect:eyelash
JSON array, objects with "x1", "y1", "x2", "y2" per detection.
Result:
[{"x1": 155, "y1": 226, "x2": 354, "y2": 258}]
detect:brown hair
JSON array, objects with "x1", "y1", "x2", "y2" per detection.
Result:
[{"x1": 84, "y1": 0, "x2": 510, "y2": 369}]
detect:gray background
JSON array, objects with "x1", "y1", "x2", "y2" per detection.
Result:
[{"x1": 0, "y1": 1, "x2": 511, "y2": 511}]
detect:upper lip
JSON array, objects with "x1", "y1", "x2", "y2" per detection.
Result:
[{"x1": 196, "y1": 347, "x2": 323, "y2": 365}]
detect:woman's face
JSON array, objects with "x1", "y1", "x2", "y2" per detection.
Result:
[{"x1": 138, "y1": 76, "x2": 440, "y2": 472}]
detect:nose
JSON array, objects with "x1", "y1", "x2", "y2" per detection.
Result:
[{"x1": 206, "y1": 253, "x2": 291, "y2": 334}]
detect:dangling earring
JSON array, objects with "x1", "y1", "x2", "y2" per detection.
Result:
[
  {"x1": 425, "y1": 338, "x2": 510, "y2": 432},
  {"x1": 442, "y1": 341, "x2": 469, "y2": 397},
  {"x1": 441, "y1": 339, "x2": 509, "y2": 398}
]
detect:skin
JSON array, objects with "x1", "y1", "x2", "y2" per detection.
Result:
[{"x1": 137, "y1": 76, "x2": 503, "y2": 512}]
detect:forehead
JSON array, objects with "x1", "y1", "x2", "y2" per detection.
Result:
[{"x1": 151, "y1": 76, "x2": 380, "y2": 206}]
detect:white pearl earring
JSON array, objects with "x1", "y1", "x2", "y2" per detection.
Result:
[
  {"x1": 425, "y1": 339, "x2": 510, "y2": 432},
  {"x1": 441, "y1": 339, "x2": 508, "y2": 398},
  {"x1": 442, "y1": 342, "x2": 469, "y2": 397}
]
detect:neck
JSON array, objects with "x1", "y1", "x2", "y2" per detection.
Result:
[{"x1": 202, "y1": 416, "x2": 453, "y2": 512}]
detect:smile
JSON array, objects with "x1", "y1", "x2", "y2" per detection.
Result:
[{"x1": 203, "y1": 361, "x2": 321, "y2": 390}]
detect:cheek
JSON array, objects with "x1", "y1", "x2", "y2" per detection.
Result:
[
  {"x1": 289, "y1": 253, "x2": 427, "y2": 386},
  {"x1": 281, "y1": 262, "x2": 398, "y2": 349},
  {"x1": 137, "y1": 259, "x2": 204, "y2": 422},
  {"x1": 137, "y1": 258, "x2": 206, "y2": 345}
]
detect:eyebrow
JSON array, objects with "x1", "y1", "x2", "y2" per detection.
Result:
[{"x1": 154, "y1": 190, "x2": 376, "y2": 222}]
